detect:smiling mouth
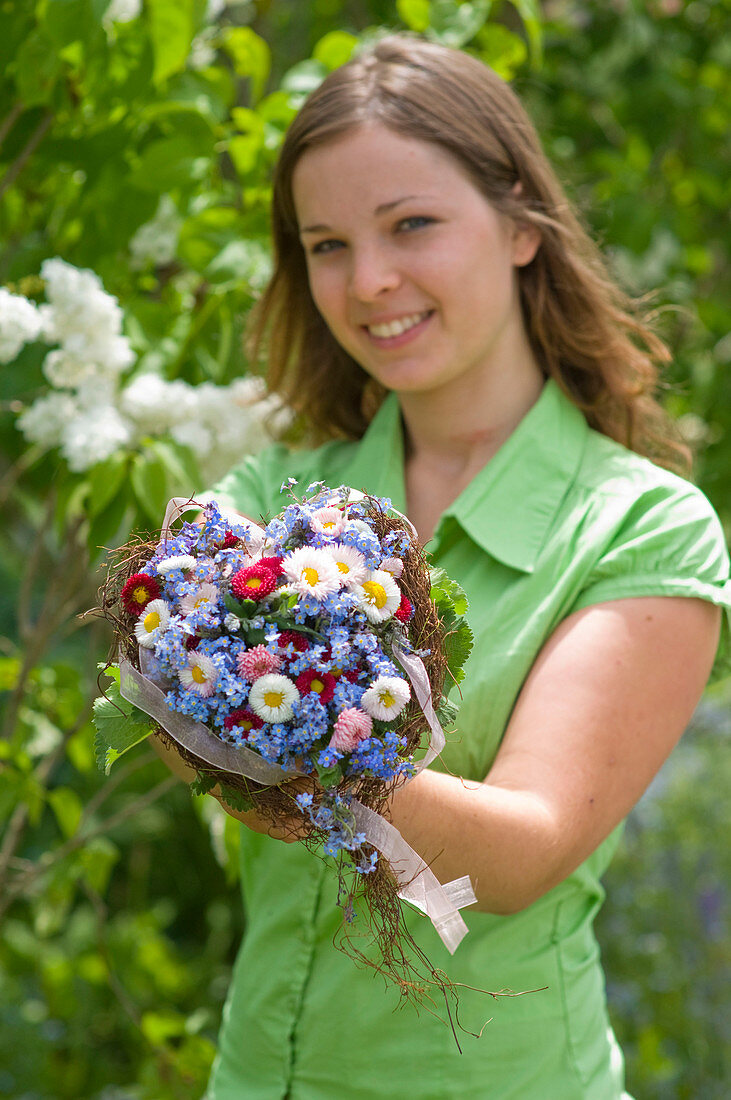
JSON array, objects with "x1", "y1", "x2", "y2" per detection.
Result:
[{"x1": 364, "y1": 310, "x2": 433, "y2": 339}]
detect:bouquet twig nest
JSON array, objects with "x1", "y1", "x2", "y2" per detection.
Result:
[{"x1": 94, "y1": 484, "x2": 475, "y2": 1022}]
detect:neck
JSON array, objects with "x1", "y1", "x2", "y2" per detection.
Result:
[{"x1": 399, "y1": 360, "x2": 545, "y2": 478}]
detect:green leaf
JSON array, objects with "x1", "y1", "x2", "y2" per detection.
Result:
[
  {"x1": 428, "y1": 0, "x2": 491, "y2": 48},
  {"x1": 476, "y1": 24, "x2": 527, "y2": 80},
  {"x1": 87, "y1": 452, "x2": 130, "y2": 518},
  {"x1": 13, "y1": 31, "x2": 63, "y2": 106},
  {"x1": 78, "y1": 836, "x2": 119, "y2": 894},
  {"x1": 215, "y1": 782, "x2": 254, "y2": 813},
  {"x1": 45, "y1": 0, "x2": 94, "y2": 49},
  {"x1": 315, "y1": 763, "x2": 343, "y2": 789},
  {"x1": 0, "y1": 656, "x2": 21, "y2": 691},
  {"x1": 312, "y1": 31, "x2": 359, "y2": 71},
  {"x1": 131, "y1": 450, "x2": 170, "y2": 524},
  {"x1": 92, "y1": 670, "x2": 154, "y2": 773},
  {"x1": 280, "y1": 59, "x2": 327, "y2": 97},
  {"x1": 221, "y1": 27, "x2": 271, "y2": 103},
  {"x1": 506, "y1": 0, "x2": 542, "y2": 66},
  {"x1": 190, "y1": 771, "x2": 217, "y2": 796},
  {"x1": 48, "y1": 786, "x2": 83, "y2": 839},
  {"x1": 397, "y1": 0, "x2": 431, "y2": 32},
  {"x1": 147, "y1": 0, "x2": 197, "y2": 85},
  {"x1": 146, "y1": 438, "x2": 200, "y2": 496}
]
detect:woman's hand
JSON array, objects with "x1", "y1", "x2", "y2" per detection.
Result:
[
  {"x1": 210, "y1": 776, "x2": 316, "y2": 842},
  {"x1": 388, "y1": 595, "x2": 721, "y2": 914}
]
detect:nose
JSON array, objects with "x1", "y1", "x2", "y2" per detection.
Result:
[{"x1": 347, "y1": 245, "x2": 401, "y2": 302}]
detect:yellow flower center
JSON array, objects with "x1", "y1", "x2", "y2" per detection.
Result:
[
  {"x1": 322, "y1": 520, "x2": 336, "y2": 530},
  {"x1": 241, "y1": 720, "x2": 253, "y2": 731},
  {"x1": 246, "y1": 577, "x2": 262, "y2": 589},
  {"x1": 143, "y1": 611, "x2": 160, "y2": 632},
  {"x1": 380, "y1": 690, "x2": 396, "y2": 708},
  {"x1": 336, "y1": 561, "x2": 349, "y2": 574},
  {"x1": 133, "y1": 586, "x2": 148, "y2": 604},
  {"x1": 311, "y1": 678, "x2": 324, "y2": 694},
  {"x1": 264, "y1": 690, "x2": 284, "y2": 708},
  {"x1": 363, "y1": 581, "x2": 387, "y2": 609},
  {"x1": 192, "y1": 666, "x2": 207, "y2": 684},
  {"x1": 302, "y1": 566, "x2": 320, "y2": 586},
  {"x1": 194, "y1": 595, "x2": 209, "y2": 608}
]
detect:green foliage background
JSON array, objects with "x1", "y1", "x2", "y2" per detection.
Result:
[{"x1": 1, "y1": 1, "x2": 728, "y2": 1096}]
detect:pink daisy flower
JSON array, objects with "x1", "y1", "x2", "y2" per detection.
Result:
[
  {"x1": 329, "y1": 708, "x2": 373, "y2": 753},
  {"x1": 236, "y1": 645, "x2": 281, "y2": 682}
]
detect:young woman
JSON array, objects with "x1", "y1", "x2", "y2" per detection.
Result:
[{"x1": 168, "y1": 35, "x2": 731, "y2": 1099}]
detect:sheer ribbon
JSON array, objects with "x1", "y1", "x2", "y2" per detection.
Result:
[{"x1": 119, "y1": 497, "x2": 476, "y2": 953}]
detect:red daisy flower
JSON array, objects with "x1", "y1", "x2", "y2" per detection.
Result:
[
  {"x1": 220, "y1": 530, "x2": 239, "y2": 550},
  {"x1": 121, "y1": 572, "x2": 161, "y2": 616},
  {"x1": 184, "y1": 634, "x2": 201, "y2": 651},
  {"x1": 295, "y1": 668, "x2": 336, "y2": 704},
  {"x1": 395, "y1": 594, "x2": 414, "y2": 623},
  {"x1": 231, "y1": 563, "x2": 278, "y2": 600},
  {"x1": 223, "y1": 708, "x2": 263, "y2": 737},
  {"x1": 257, "y1": 555, "x2": 285, "y2": 576},
  {"x1": 277, "y1": 630, "x2": 311, "y2": 656}
]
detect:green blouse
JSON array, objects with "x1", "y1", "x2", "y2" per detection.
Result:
[{"x1": 206, "y1": 380, "x2": 731, "y2": 1100}]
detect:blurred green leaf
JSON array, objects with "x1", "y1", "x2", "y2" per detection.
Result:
[
  {"x1": 147, "y1": 0, "x2": 198, "y2": 85},
  {"x1": 221, "y1": 26, "x2": 271, "y2": 103},
  {"x1": 48, "y1": 786, "x2": 83, "y2": 839},
  {"x1": 397, "y1": 0, "x2": 431, "y2": 32},
  {"x1": 312, "y1": 30, "x2": 359, "y2": 70}
]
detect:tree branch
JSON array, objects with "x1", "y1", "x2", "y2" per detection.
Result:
[{"x1": 0, "y1": 109, "x2": 54, "y2": 199}]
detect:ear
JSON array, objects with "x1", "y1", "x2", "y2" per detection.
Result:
[
  {"x1": 509, "y1": 181, "x2": 541, "y2": 267},
  {"x1": 511, "y1": 219, "x2": 542, "y2": 267}
]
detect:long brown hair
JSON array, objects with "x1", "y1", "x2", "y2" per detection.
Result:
[{"x1": 248, "y1": 35, "x2": 689, "y2": 473}]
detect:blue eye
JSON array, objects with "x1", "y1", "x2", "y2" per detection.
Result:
[
  {"x1": 398, "y1": 215, "x2": 434, "y2": 231},
  {"x1": 310, "y1": 239, "x2": 343, "y2": 255}
]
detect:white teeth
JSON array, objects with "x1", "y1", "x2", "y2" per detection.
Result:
[{"x1": 367, "y1": 311, "x2": 429, "y2": 338}]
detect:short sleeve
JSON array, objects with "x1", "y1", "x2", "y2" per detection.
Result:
[
  {"x1": 209, "y1": 443, "x2": 293, "y2": 521},
  {"x1": 571, "y1": 482, "x2": 731, "y2": 682}
]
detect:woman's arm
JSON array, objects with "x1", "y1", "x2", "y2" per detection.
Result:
[{"x1": 386, "y1": 595, "x2": 720, "y2": 914}]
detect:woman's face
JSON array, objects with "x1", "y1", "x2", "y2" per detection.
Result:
[{"x1": 292, "y1": 123, "x2": 540, "y2": 400}]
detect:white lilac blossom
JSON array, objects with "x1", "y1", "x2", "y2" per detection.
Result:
[
  {"x1": 61, "y1": 405, "x2": 133, "y2": 472},
  {"x1": 0, "y1": 287, "x2": 43, "y2": 363},
  {"x1": 102, "y1": 0, "x2": 142, "y2": 28},
  {"x1": 129, "y1": 195, "x2": 182, "y2": 269},
  {"x1": 17, "y1": 391, "x2": 78, "y2": 449}
]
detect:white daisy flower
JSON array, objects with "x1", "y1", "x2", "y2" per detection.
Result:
[
  {"x1": 380, "y1": 556, "x2": 404, "y2": 579},
  {"x1": 355, "y1": 569, "x2": 401, "y2": 623},
  {"x1": 361, "y1": 676, "x2": 411, "y2": 721},
  {"x1": 248, "y1": 673, "x2": 299, "y2": 723},
  {"x1": 179, "y1": 582, "x2": 219, "y2": 615},
  {"x1": 178, "y1": 652, "x2": 218, "y2": 697},
  {"x1": 157, "y1": 554, "x2": 196, "y2": 575},
  {"x1": 324, "y1": 543, "x2": 368, "y2": 588},
  {"x1": 309, "y1": 506, "x2": 345, "y2": 537},
  {"x1": 133, "y1": 599, "x2": 170, "y2": 648},
  {"x1": 282, "y1": 546, "x2": 341, "y2": 601}
]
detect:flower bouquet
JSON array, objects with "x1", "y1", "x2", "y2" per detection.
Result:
[{"x1": 94, "y1": 481, "x2": 475, "y2": 1004}]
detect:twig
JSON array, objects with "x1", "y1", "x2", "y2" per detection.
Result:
[
  {"x1": 0, "y1": 101, "x2": 23, "y2": 150},
  {"x1": 0, "y1": 109, "x2": 53, "y2": 199},
  {"x1": 0, "y1": 774, "x2": 178, "y2": 918}
]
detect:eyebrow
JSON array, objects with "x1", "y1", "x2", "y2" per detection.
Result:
[{"x1": 299, "y1": 195, "x2": 431, "y2": 234}]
